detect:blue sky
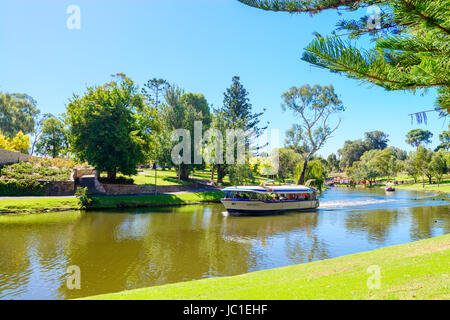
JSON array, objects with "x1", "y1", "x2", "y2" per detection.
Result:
[{"x1": 1, "y1": 0, "x2": 447, "y2": 157}]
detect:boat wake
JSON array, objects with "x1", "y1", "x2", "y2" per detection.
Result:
[{"x1": 319, "y1": 198, "x2": 396, "y2": 209}]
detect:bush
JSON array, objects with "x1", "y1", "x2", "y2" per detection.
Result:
[
  {"x1": 0, "y1": 159, "x2": 72, "y2": 181},
  {"x1": 75, "y1": 187, "x2": 96, "y2": 209},
  {"x1": 0, "y1": 180, "x2": 49, "y2": 196},
  {"x1": 98, "y1": 176, "x2": 135, "y2": 184}
]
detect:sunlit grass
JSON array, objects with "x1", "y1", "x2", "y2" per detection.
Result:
[{"x1": 0, "y1": 191, "x2": 224, "y2": 214}]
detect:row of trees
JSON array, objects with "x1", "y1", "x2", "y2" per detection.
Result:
[{"x1": 348, "y1": 146, "x2": 449, "y2": 187}]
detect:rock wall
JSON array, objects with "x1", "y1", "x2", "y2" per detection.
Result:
[
  {"x1": 101, "y1": 183, "x2": 200, "y2": 196},
  {"x1": 0, "y1": 149, "x2": 30, "y2": 165},
  {"x1": 44, "y1": 181, "x2": 75, "y2": 196}
]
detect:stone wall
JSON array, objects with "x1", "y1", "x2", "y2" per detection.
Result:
[
  {"x1": 70, "y1": 167, "x2": 98, "y2": 181},
  {"x1": 44, "y1": 181, "x2": 75, "y2": 196},
  {"x1": 101, "y1": 183, "x2": 201, "y2": 196},
  {"x1": 0, "y1": 149, "x2": 30, "y2": 165}
]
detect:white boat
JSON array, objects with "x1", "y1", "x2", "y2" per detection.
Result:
[{"x1": 221, "y1": 184, "x2": 319, "y2": 214}]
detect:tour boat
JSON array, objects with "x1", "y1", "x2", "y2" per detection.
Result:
[{"x1": 220, "y1": 184, "x2": 319, "y2": 214}]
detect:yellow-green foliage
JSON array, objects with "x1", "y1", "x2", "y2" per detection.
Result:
[{"x1": 0, "y1": 130, "x2": 30, "y2": 152}]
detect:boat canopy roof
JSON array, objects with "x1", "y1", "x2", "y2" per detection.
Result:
[{"x1": 222, "y1": 185, "x2": 314, "y2": 194}]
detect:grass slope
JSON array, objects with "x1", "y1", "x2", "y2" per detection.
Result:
[{"x1": 84, "y1": 234, "x2": 450, "y2": 300}]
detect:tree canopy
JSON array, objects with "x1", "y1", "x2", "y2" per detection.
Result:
[
  {"x1": 35, "y1": 116, "x2": 68, "y2": 158},
  {"x1": 66, "y1": 76, "x2": 157, "y2": 179},
  {"x1": 405, "y1": 129, "x2": 433, "y2": 149},
  {"x1": 238, "y1": 0, "x2": 450, "y2": 115},
  {"x1": 282, "y1": 84, "x2": 344, "y2": 184},
  {"x1": 0, "y1": 93, "x2": 40, "y2": 137}
]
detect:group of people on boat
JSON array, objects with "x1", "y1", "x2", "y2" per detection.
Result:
[{"x1": 225, "y1": 191, "x2": 314, "y2": 202}]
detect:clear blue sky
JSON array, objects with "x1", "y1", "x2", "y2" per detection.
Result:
[{"x1": 1, "y1": 0, "x2": 446, "y2": 157}]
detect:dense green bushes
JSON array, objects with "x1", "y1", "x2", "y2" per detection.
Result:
[
  {"x1": 0, "y1": 180, "x2": 49, "y2": 196},
  {"x1": 0, "y1": 158, "x2": 72, "y2": 181}
]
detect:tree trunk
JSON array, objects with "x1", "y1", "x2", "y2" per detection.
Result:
[
  {"x1": 216, "y1": 164, "x2": 226, "y2": 184},
  {"x1": 297, "y1": 158, "x2": 309, "y2": 185},
  {"x1": 107, "y1": 170, "x2": 116, "y2": 180},
  {"x1": 180, "y1": 164, "x2": 189, "y2": 181},
  {"x1": 210, "y1": 165, "x2": 215, "y2": 182}
]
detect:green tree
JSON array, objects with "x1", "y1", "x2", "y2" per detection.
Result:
[
  {"x1": 348, "y1": 150, "x2": 381, "y2": 187},
  {"x1": 216, "y1": 76, "x2": 266, "y2": 184},
  {"x1": 35, "y1": 116, "x2": 68, "y2": 158},
  {"x1": 338, "y1": 139, "x2": 368, "y2": 169},
  {"x1": 326, "y1": 153, "x2": 340, "y2": 173},
  {"x1": 404, "y1": 154, "x2": 419, "y2": 183},
  {"x1": 238, "y1": 0, "x2": 450, "y2": 115},
  {"x1": 294, "y1": 159, "x2": 327, "y2": 191},
  {"x1": 142, "y1": 78, "x2": 169, "y2": 107},
  {"x1": 414, "y1": 146, "x2": 433, "y2": 186},
  {"x1": 66, "y1": 76, "x2": 151, "y2": 180},
  {"x1": 0, "y1": 93, "x2": 40, "y2": 137},
  {"x1": 430, "y1": 151, "x2": 448, "y2": 187},
  {"x1": 364, "y1": 131, "x2": 389, "y2": 150},
  {"x1": 435, "y1": 124, "x2": 450, "y2": 151},
  {"x1": 164, "y1": 86, "x2": 211, "y2": 180},
  {"x1": 282, "y1": 84, "x2": 344, "y2": 184},
  {"x1": 405, "y1": 129, "x2": 433, "y2": 149},
  {"x1": 277, "y1": 148, "x2": 302, "y2": 182}
]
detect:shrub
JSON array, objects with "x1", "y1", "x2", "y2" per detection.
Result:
[
  {"x1": 0, "y1": 159, "x2": 71, "y2": 181},
  {"x1": 0, "y1": 180, "x2": 48, "y2": 196},
  {"x1": 75, "y1": 187, "x2": 96, "y2": 209},
  {"x1": 98, "y1": 176, "x2": 135, "y2": 184}
]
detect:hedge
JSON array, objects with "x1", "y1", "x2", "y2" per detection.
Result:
[{"x1": 0, "y1": 180, "x2": 49, "y2": 196}]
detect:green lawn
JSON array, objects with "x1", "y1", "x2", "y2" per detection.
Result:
[
  {"x1": 394, "y1": 181, "x2": 450, "y2": 193},
  {"x1": 101, "y1": 169, "x2": 193, "y2": 186},
  {"x1": 0, "y1": 191, "x2": 224, "y2": 214},
  {"x1": 0, "y1": 197, "x2": 79, "y2": 213},
  {"x1": 83, "y1": 234, "x2": 450, "y2": 300}
]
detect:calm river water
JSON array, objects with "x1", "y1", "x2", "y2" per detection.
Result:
[{"x1": 0, "y1": 188, "x2": 448, "y2": 299}]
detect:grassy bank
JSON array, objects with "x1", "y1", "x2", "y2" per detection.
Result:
[
  {"x1": 90, "y1": 191, "x2": 223, "y2": 209},
  {"x1": 394, "y1": 182, "x2": 450, "y2": 193},
  {"x1": 0, "y1": 191, "x2": 224, "y2": 214},
  {"x1": 84, "y1": 234, "x2": 450, "y2": 300}
]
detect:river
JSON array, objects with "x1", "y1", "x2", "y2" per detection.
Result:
[{"x1": 0, "y1": 188, "x2": 448, "y2": 299}]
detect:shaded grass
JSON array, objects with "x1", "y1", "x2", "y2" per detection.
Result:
[{"x1": 83, "y1": 234, "x2": 450, "y2": 300}]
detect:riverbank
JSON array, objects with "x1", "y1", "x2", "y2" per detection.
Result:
[
  {"x1": 0, "y1": 191, "x2": 224, "y2": 214},
  {"x1": 393, "y1": 182, "x2": 450, "y2": 193},
  {"x1": 83, "y1": 234, "x2": 450, "y2": 300}
]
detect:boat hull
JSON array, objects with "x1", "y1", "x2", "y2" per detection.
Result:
[{"x1": 221, "y1": 199, "x2": 319, "y2": 213}]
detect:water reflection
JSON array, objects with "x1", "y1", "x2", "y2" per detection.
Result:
[{"x1": 0, "y1": 189, "x2": 448, "y2": 299}]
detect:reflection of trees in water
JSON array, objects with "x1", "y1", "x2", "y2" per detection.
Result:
[
  {"x1": 0, "y1": 214, "x2": 81, "y2": 299},
  {"x1": 221, "y1": 211, "x2": 329, "y2": 265},
  {"x1": 344, "y1": 210, "x2": 399, "y2": 243},
  {"x1": 284, "y1": 213, "x2": 328, "y2": 264},
  {"x1": 59, "y1": 206, "x2": 256, "y2": 299},
  {"x1": 409, "y1": 206, "x2": 450, "y2": 241}
]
